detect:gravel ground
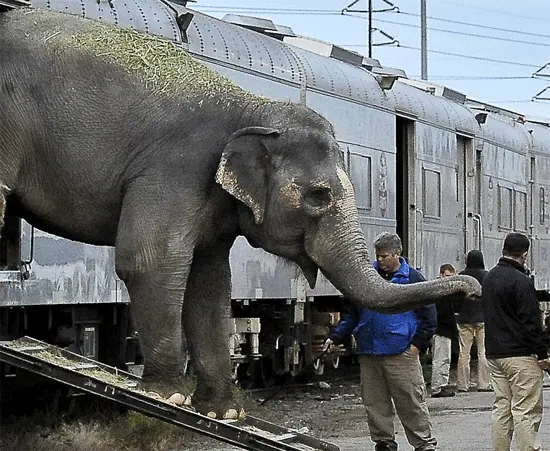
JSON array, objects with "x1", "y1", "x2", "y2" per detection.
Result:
[
  {"x1": 3, "y1": 362, "x2": 550, "y2": 451},
  {"x1": 185, "y1": 365, "x2": 550, "y2": 451}
]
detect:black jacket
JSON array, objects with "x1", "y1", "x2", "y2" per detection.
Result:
[
  {"x1": 457, "y1": 250, "x2": 488, "y2": 324},
  {"x1": 435, "y1": 298, "x2": 457, "y2": 339},
  {"x1": 482, "y1": 257, "x2": 548, "y2": 360}
]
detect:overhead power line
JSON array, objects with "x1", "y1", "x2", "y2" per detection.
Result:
[
  {"x1": 197, "y1": 6, "x2": 550, "y2": 45},
  {"x1": 372, "y1": 16, "x2": 550, "y2": 47},
  {"x1": 408, "y1": 76, "x2": 537, "y2": 81},
  {"x1": 196, "y1": 5, "x2": 544, "y2": 70},
  {"x1": 436, "y1": 0, "x2": 550, "y2": 23},
  {"x1": 396, "y1": 44, "x2": 541, "y2": 69},
  {"x1": 395, "y1": 11, "x2": 550, "y2": 40}
]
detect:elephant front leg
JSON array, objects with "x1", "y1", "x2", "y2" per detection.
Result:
[
  {"x1": 115, "y1": 223, "x2": 194, "y2": 398},
  {"x1": 182, "y1": 242, "x2": 235, "y2": 418},
  {"x1": 123, "y1": 267, "x2": 191, "y2": 397}
]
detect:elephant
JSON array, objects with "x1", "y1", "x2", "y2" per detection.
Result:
[{"x1": 0, "y1": 9, "x2": 480, "y2": 417}]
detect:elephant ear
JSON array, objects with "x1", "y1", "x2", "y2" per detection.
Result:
[{"x1": 216, "y1": 126, "x2": 280, "y2": 225}]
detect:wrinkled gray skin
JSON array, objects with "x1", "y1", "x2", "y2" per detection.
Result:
[{"x1": 0, "y1": 10, "x2": 480, "y2": 416}]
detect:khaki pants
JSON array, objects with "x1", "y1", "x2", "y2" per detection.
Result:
[
  {"x1": 430, "y1": 334, "x2": 452, "y2": 393},
  {"x1": 457, "y1": 323, "x2": 491, "y2": 391},
  {"x1": 358, "y1": 350, "x2": 437, "y2": 451},
  {"x1": 488, "y1": 356, "x2": 543, "y2": 451}
]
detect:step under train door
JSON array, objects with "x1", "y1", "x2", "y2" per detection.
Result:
[{"x1": 0, "y1": 204, "x2": 32, "y2": 285}]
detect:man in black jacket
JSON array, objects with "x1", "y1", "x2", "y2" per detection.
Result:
[
  {"x1": 430, "y1": 264, "x2": 458, "y2": 398},
  {"x1": 456, "y1": 250, "x2": 491, "y2": 392},
  {"x1": 483, "y1": 232, "x2": 550, "y2": 451}
]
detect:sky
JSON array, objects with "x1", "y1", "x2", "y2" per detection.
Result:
[{"x1": 190, "y1": 0, "x2": 550, "y2": 119}]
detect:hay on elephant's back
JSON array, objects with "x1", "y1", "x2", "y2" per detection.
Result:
[{"x1": 32, "y1": 10, "x2": 267, "y2": 103}]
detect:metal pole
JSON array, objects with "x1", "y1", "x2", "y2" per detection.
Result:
[
  {"x1": 420, "y1": 0, "x2": 428, "y2": 80},
  {"x1": 368, "y1": 0, "x2": 373, "y2": 58}
]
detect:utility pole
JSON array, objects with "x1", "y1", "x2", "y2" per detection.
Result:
[
  {"x1": 368, "y1": 0, "x2": 373, "y2": 58},
  {"x1": 343, "y1": 1, "x2": 399, "y2": 59},
  {"x1": 420, "y1": 0, "x2": 428, "y2": 80}
]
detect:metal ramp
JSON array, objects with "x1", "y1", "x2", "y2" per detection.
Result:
[
  {"x1": 0, "y1": 0, "x2": 31, "y2": 9},
  {"x1": 0, "y1": 337, "x2": 340, "y2": 451}
]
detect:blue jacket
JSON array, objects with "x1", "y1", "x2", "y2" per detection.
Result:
[{"x1": 329, "y1": 257, "x2": 437, "y2": 355}]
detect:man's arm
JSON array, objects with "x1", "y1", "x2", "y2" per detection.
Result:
[
  {"x1": 328, "y1": 304, "x2": 360, "y2": 345},
  {"x1": 409, "y1": 268, "x2": 437, "y2": 352},
  {"x1": 514, "y1": 277, "x2": 548, "y2": 360},
  {"x1": 411, "y1": 304, "x2": 438, "y2": 352}
]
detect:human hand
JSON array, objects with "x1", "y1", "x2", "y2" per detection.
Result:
[
  {"x1": 323, "y1": 338, "x2": 334, "y2": 353},
  {"x1": 409, "y1": 344, "x2": 420, "y2": 355},
  {"x1": 537, "y1": 358, "x2": 550, "y2": 371}
]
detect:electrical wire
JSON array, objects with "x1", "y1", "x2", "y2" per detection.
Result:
[
  {"x1": 196, "y1": 6, "x2": 550, "y2": 46},
  {"x1": 370, "y1": 17, "x2": 550, "y2": 48},
  {"x1": 435, "y1": 0, "x2": 550, "y2": 23},
  {"x1": 394, "y1": 11, "x2": 550, "y2": 40},
  {"x1": 195, "y1": 5, "x2": 546, "y2": 72},
  {"x1": 396, "y1": 44, "x2": 541, "y2": 69},
  {"x1": 409, "y1": 76, "x2": 537, "y2": 81}
]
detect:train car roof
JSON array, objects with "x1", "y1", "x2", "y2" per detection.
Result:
[
  {"x1": 30, "y1": 0, "x2": 185, "y2": 42},
  {"x1": 187, "y1": 10, "x2": 394, "y2": 110},
  {"x1": 469, "y1": 108, "x2": 531, "y2": 154},
  {"x1": 525, "y1": 121, "x2": 550, "y2": 156},
  {"x1": 389, "y1": 80, "x2": 479, "y2": 134}
]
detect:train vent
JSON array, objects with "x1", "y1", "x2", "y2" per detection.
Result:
[
  {"x1": 283, "y1": 35, "x2": 365, "y2": 67},
  {"x1": 400, "y1": 79, "x2": 466, "y2": 104},
  {"x1": 221, "y1": 14, "x2": 296, "y2": 40}
]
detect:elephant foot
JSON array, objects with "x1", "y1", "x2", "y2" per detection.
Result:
[{"x1": 137, "y1": 379, "x2": 246, "y2": 420}]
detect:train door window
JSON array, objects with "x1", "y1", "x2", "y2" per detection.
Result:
[
  {"x1": 349, "y1": 153, "x2": 372, "y2": 210},
  {"x1": 541, "y1": 187, "x2": 547, "y2": 225},
  {"x1": 339, "y1": 144, "x2": 350, "y2": 175},
  {"x1": 82, "y1": 326, "x2": 97, "y2": 359},
  {"x1": 498, "y1": 185, "x2": 513, "y2": 229},
  {"x1": 513, "y1": 190, "x2": 527, "y2": 231},
  {"x1": 422, "y1": 168, "x2": 441, "y2": 219}
]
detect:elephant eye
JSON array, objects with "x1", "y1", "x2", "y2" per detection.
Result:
[{"x1": 304, "y1": 187, "x2": 331, "y2": 208}]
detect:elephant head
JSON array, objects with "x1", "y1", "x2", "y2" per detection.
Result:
[{"x1": 216, "y1": 103, "x2": 480, "y2": 313}]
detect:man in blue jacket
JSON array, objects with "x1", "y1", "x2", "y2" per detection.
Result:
[{"x1": 324, "y1": 232, "x2": 437, "y2": 451}]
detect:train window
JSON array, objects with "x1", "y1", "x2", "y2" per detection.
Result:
[
  {"x1": 82, "y1": 326, "x2": 97, "y2": 359},
  {"x1": 541, "y1": 187, "x2": 547, "y2": 225},
  {"x1": 422, "y1": 168, "x2": 441, "y2": 218},
  {"x1": 513, "y1": 190, "x2": 527, "y2": 231},
  {"x1": 349, "y1": 154, "x2": 372, "y2": 210},
  {"x1": 498, "y1": 185, "x2": 513, "y2": 229}
]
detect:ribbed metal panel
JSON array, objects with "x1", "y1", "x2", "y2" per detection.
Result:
[
  {"x1": 391, "y1": 81, "x2": 479, "y2": 134},
  {"x1": 526, "y1": 122, "x2": 550, "y2": 156},
  {"x1": 30, "y1": 0, "x2": 183, "y2": 42},
  {"x1": 186, "y1": 10, "x2": 391, "y2": 108},
  {"x1": 476, "y1": 113, "x2": 531, "y2": 153}
]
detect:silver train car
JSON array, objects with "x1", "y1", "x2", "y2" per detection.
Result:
[{"x1": 1, "y1": 0, "x2": 548, "y2": 385}]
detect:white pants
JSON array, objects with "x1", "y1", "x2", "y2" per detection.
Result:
[{"x1": 430, "y1": 334, "x2": 452, "y2": 393}]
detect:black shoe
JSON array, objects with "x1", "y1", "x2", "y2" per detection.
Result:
[
  {"x1": 375, "y1": 441, "x2": 398, "y2": 451},
  {"x1": 431, "y1": 388, "x2": 456, "y2": 398}
]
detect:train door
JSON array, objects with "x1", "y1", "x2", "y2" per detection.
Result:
[
  {"x1": 457, "y1": 135, "x2": 478, "y2": 262},
  {"x1": 396, "y1": 116, "x2": 417, "y2": 266},
  {"x1": 458, "y1": 135, "x2": 480, "y2": 259},
  {"x1": 529, "y1": 156, "x2": 536, "y2": 270}
]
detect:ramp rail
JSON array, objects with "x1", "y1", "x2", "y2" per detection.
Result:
[{"x1": 0, "y1": 337, "x2": 340, "y2": 451}]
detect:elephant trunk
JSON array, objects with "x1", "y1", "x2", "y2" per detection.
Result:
[{"x1": 304, "y1": 169, "x2": 479, "y2": 313}]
